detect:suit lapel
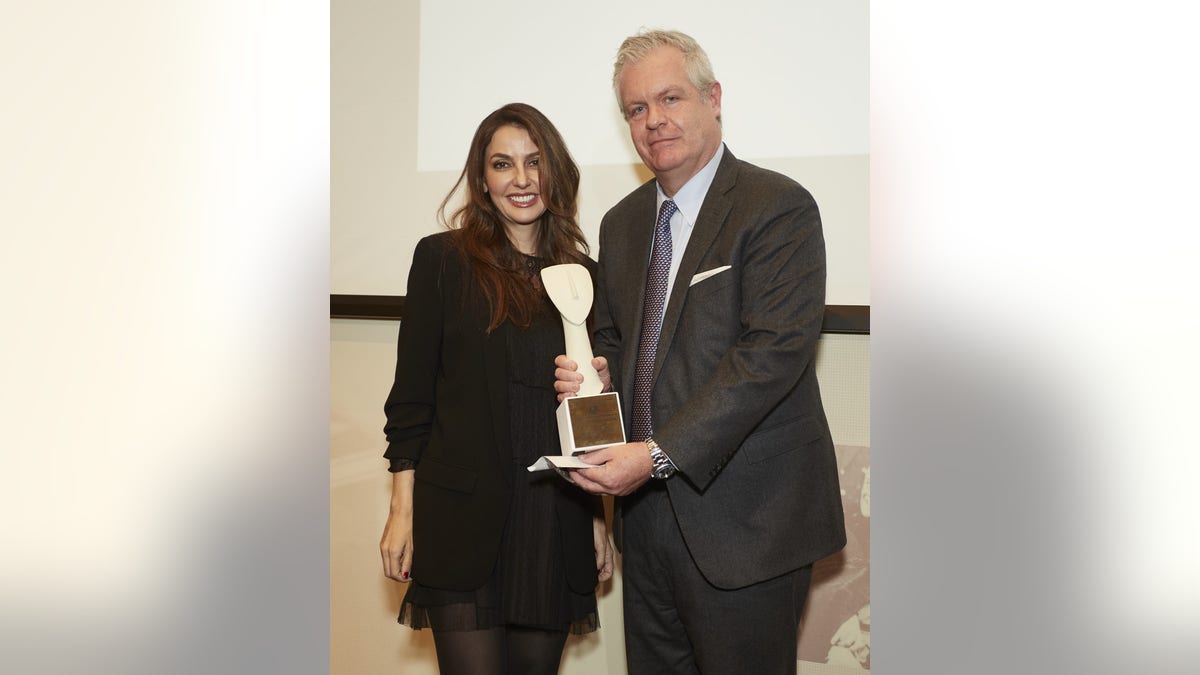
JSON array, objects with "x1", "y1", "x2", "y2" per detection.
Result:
[{"x1": 651, "y1": 151, "x2": 739, "y2": 384}]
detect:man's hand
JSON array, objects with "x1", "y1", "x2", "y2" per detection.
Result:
[
  {"x1": 554, "y1": 355, "x2": 612, "y2": 403},
  {"x1": 570, "y1": 442, "x2": 654, "y2": 496}
]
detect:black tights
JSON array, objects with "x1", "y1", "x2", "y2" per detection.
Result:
[{"x1": 431, "y1": 626, "x2": 568, "y2": 675}]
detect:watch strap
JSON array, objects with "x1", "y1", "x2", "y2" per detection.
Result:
[{"x1": 646, "y1": 437, "x2": 676, "y2": 479}]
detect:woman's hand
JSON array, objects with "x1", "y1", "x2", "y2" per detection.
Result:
[
  {"x1": 593, "y1": 515, "x2": 615, "y2": 583},
  {"x1": 380, "y1": 470, "x2": 415, "y2": 582},
  {"x1": 554, "y1": 355, "x2": 612, "y2": 403}
]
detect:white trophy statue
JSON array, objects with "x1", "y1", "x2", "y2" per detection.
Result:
[
  {"x1": 527, "y1": 263, "x2": 626, "y2": 472},
  {"x1": 542, "y1": 263, "x2": 602, "y2": 396}
]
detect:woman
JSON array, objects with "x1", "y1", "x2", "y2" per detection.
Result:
[{"x1": 379, "y1": 103, "x2": 613, "y2": 675}]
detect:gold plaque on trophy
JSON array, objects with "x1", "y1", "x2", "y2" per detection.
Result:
[{"x1": 559, "y1": 391, "x2": 626, "y2": 454}]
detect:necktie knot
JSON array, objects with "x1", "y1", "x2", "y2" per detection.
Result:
[{"x1": 657, "y1": 199, "x2": 678, "y2": 229}]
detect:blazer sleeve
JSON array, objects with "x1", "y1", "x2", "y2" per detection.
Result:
[
  {"x1": 592, "y1": 258, "x2": 619, "y2": 400},
  {"x1": 382, "y1": 235, "x2": 446, "y2": 472}
]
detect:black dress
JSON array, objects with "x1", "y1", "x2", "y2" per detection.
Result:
[{"x1": 398, "y1": 254, "x2": 600, "y2": 635}]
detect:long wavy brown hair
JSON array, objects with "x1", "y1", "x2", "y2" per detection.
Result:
[{"x1": 438, "y1": 103, "x2": 590, "y2": 331}]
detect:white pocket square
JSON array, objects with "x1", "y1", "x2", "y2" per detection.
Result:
[{"x1": 690, "y1": 265, "x2": 732, "y2": 286}]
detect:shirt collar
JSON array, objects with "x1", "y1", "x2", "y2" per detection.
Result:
[{"x1": 656, "y1": 143, "x2": 725, "y2": 226}]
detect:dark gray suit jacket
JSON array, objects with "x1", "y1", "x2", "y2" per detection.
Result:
[{"x1": 594, "y1": 147, "x2": 846, "y2": 590}]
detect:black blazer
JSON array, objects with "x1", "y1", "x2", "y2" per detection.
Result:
[
  {"x1": 594, "y1": 147, "x2": 846, "y2": 589},
  {"x1": 383, "y1": 232, "x2": 599, "y2": 592}
]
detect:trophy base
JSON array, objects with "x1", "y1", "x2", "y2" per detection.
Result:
[{"x1": 556, "y1": 391, "x2": 625, "y2": 455}]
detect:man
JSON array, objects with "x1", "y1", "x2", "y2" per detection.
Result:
[{"x1": 555, "y1": 29, "x2": 846, "y2": 673}]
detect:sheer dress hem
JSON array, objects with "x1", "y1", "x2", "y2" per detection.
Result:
[{"x1": 398, "y1": 600, "x2": 600, "y2": 635}]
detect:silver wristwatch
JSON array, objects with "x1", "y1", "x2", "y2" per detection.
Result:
[{"x1": 646, "y1": 437, "x2": 676, "y2": 480}]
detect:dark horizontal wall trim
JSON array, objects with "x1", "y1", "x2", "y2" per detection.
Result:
[
  {"x1": 821, "y1": 305, "x2": 870, "y2": 335},
  {"x1": 331, "y1": 295, "x2": 870, "y2": 335},
  {"x1": 330, "y1": 294, "x2": 407, "y2": 320}
]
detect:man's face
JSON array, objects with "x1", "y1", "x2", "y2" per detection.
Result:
[{"x1": 618, "y1": 46, "x2": 722, "y2": 195}]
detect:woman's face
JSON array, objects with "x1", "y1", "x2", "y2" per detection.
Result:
[{"x1": 484, "y1": 125, "x2": 545, "y2": 231}]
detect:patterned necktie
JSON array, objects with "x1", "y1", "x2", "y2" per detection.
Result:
[{"x1": 631, "y1": 199, "x2": 677, "y2": 442}]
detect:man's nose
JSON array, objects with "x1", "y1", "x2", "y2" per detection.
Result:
[{"x1": 645, "y1": 103, "x2": 665, "y2": 129}]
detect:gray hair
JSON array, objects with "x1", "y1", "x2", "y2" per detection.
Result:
[{"x1": 612, "y1": 29, "x2": 717, "y2": 117}]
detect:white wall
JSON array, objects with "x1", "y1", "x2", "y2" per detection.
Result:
[{"x1": 332, "y1": 0, "x2": 868, "y2": 304}]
